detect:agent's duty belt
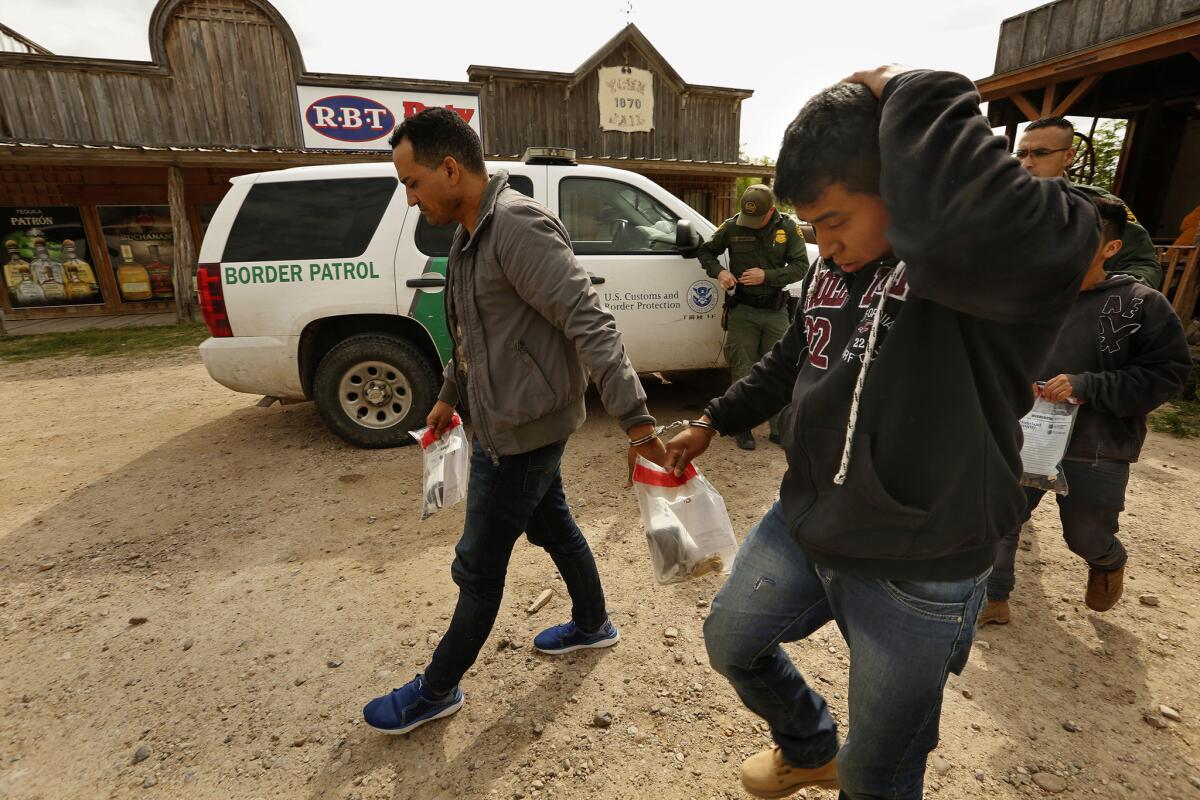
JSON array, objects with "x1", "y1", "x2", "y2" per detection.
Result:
[{"x1": 730, "y1": 290, "x2": 786, "y2": 311}]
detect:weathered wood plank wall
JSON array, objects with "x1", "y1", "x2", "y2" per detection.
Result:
[
  {"x1": 995, "y1": 0, "x2": 1193, "y2": 73},
  {"x1": 0, "y1": 0, "x2": 301, "y2": 147},
  {"x1": 474, "y1": 49, "x2": 743, "y2": 163}
]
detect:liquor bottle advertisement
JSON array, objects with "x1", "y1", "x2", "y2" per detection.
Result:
[
  {"x1": 98, "y1": 205, "x2": 175, "y2": 303},
  {"x1": 2, "y1": 206, "x2": 102, "y2": 308}
]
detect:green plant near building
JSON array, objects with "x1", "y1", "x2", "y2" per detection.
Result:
[{"x1": 1087, "y1": 119, "x2": 1127, "y2": 192}]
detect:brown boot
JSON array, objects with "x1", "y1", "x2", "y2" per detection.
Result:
[
  {"x1": 1086, "y1": 565, "x2": 1124, "y2": 611},
  {"x1": 741, "y1": 747, "x2": 838, "y2": 798},
  {"x1": 977, "y1": 599, "x2": 1010, "y2": 626}
]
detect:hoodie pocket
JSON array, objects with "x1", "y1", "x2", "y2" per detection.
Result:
[{"x1": 798, "y1": 428, "x2": 931, "y2": 559}]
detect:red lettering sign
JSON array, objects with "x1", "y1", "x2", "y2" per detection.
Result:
[{"x1": 402, "y1": 101, "x2": 476, "y2": 124}]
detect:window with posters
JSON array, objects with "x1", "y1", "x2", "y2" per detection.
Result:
[
  {"x1": 98, "y1": 205, "x2": 175, "y2": 303},
  {"x1": 2, "y1": 206, "x2": 103, "y2": 308}
]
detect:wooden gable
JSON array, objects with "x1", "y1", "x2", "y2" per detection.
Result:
[{"x1": 468, "y1": 24, "x2": 751, "y2": 164}]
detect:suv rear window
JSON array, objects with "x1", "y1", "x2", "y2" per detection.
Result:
[
  {"x1": 223, "y1": 177, "x2": 397, "y2": 262},
  {"x1": 415, "y1": 174, "x2": 535, "y2": 257}
]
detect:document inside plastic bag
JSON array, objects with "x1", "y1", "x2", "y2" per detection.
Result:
[
  {"x1": 409, "y1": 414, "x2": 469, "y2": 520},
  {"x1": 1018, "y1": 394, "x2": 1079, "y2": 494},
  {"x1": 632, "y1": 456, "x2": 738, "y2": 585}
]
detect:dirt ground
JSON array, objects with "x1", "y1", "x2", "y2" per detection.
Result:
[{"x1": 1, "y1": 350, "x2": 1198, "y2": 800}]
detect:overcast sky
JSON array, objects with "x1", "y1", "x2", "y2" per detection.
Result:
[{"x1": 2, "y1": 0, "x2": 1042, "y2": 159}]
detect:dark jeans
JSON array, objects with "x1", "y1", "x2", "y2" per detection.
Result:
[
  {"x1": 704, "y1": 502, "x2": 988, "y2": 800},
  {"x1": 988, "y1": 460, "x2": 1129, "y2": 601},
  {"x1": 424, "y1": 437, "x2": 607, "y2": 694}
]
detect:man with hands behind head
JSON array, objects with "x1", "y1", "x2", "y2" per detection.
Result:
[{"x1": 665, "y1": 66, "x2": 1102, "y2": 799}]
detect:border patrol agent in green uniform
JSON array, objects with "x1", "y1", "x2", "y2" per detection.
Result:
[
  {"x1": 1017, "y1": 117, "x2": 1162, "y2": 288},
  {"x1": 698, "y1": 184, "x2": 809, "y2": 450}
]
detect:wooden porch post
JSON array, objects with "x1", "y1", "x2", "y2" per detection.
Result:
[{"x1": 168, "y1": 165, "x2": 197, "y2": 323}]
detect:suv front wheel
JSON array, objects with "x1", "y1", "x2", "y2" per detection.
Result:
[{"x1": 313, "y1": 334, "x2": 438, "y2": 448}]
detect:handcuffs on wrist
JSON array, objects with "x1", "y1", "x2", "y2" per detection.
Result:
[{"x1": 628, "y1": 418, "x2": 718, "y2": 448}]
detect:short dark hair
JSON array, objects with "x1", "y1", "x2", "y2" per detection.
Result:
[
  {"x1": 388, "y1": 107, "x2": 485, "y2": 175},
  {"x1": 774, "y1": 82, "x2": 881, "y2": 205},
  {"x1": 1026, "y1": 116, "x2": 1074, "y2": 135},
  {"x1": 1089, "y1": 193, "x2": 1128, "y2": 242}
]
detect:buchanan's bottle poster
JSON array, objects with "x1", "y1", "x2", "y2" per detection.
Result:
[
  {"x1": 2, "y1": 206, "x2": 101, "y2": 309},
  {"x1": 98, "y1": 205, "x2": 175, "y2": 303}
]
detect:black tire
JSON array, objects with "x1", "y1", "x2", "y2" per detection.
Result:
[{"x1": 312, "y1": 334, "x2": 439, "y2": 448}]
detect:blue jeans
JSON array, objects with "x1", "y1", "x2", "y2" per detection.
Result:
[
  {"x1": 704, "y1": 502, "x2": 988, "y2": 800},
  {"x1": 424, "y1": 437, "x2": 607, "y2": 694}
]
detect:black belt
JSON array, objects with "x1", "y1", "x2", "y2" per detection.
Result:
[{"x1": 731, "y1": 291, "x2": 786, "y2": 311}]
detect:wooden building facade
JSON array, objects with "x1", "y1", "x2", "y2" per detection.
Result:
[
  {"x1": 977, "y1": 0, "x2": 1200, "y2": 316},
  {"x1": 469, "y1": 25, "x2": 769, "y2": 224},
  {"x1": 0, "y1": 1, "x2": 766, "y2": 326}
]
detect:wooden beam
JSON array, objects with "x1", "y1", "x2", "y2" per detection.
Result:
[
  {"x1": 1010, "y1": 92, "x2": 1041, "y2": 121},
  {"x1": 977, "y1": 18, "x2": 1200, "y2": 100},
  {"x1": 1051, "y1": 75, "x2": 1100, "y2": 117},
  {"x1": 1171, "y1": 248, "x2": 1200, "y2": 319},
  {"x1": 1041, "y1": 83, "x2": 1059, "y2": 117},
  {"x1": 0, "y1": 144, "x2": 772, "y2": 180},
  {"x1": 167, "y1": 166, "x2": 196, "y2": 324}
]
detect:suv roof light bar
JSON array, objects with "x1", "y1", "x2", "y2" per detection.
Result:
[{"x1": 523, "y1": 146, "x2": 577, "y2": 166}]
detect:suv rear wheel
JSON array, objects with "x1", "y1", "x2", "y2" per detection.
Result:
[{"x1": 313, "y1": 334, "x2": 438, "y2": 448}]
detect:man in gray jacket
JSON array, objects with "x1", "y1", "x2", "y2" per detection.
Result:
[{"x1": 364, "y1": 108, "x2": 666, "y2": 735}]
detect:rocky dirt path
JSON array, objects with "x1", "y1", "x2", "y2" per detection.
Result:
[{"x1": 1, "y1": 353, "x2": 1197, "y2": 799}]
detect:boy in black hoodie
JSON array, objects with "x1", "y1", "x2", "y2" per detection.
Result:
[
  {"x1": 662, "y1": 66, "x2": 1100, "y2": 799},
  {"x1": 979, "y1": 195, "x2": 1191, "y2": 626}
]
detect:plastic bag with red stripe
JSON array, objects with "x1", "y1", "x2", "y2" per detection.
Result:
[
  {"x1": 632, "y1": 456, "x2": 738, "y2": 585},
  {"x1": 409, "y1": 413, "x2": 469, "y2": 521}
]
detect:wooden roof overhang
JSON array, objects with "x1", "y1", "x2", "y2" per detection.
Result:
[{"x1": 977, "y1": 16, "x2": 1200, "y2": 123}]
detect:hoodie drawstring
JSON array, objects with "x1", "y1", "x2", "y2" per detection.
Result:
[
  {"x1": 834, "y1": 262, "x2": 906, "y2": 484},
  {"x1": 800, "y1": 259, "x2": 906, "y2": 486}
]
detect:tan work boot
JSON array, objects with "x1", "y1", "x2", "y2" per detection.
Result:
[
  {"x1": 741, "y1": 747, "x2": 838, "y2": 798},
  {"x1": 977, "y1": 599, "x2": 1010, "y2": 626},
  {"x1": 1085, "y1": 565, "x2": 1124, "y2": 611}
]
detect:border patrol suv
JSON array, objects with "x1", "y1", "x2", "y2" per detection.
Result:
[{"x1": 197, "y1": 148, "x2": 731, "y2": 448}]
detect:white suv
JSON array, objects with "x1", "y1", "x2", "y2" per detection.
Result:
[{"x1": 197, "y1": 148, "x2": 735, "y2": 448}]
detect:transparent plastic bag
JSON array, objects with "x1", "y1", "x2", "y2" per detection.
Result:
[
  {"x1": 1018, "y1": 394, "x2": 1080, "y2": 495},
  {"x1": 409, "y1": 413, "x2": 469, "y2": 520},
  {"x1": 632, "y1": 456, "x2": 738, "y2": 585}
]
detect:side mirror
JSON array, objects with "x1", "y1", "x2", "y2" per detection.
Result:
[{"x1": 675, "y1": 220, "x2": 702, "y2": 258}]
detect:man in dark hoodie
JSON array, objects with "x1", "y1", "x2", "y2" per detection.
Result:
[
  {"x1": 662, "y1": 65, "x2": 1100, "y2": 799},
  {"x1": 979, "y1": 195, "x2": 1191, "y2": 627}
]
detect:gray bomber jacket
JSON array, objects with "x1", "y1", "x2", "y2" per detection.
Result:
[{"x1": 439, "y1": 171, "x2": 654, "y2": 458}]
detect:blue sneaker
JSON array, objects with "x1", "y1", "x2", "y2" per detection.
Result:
[
  {"x1": 533, "y1": 619, "x2": 620, "y2": 655},
  {"x1": 362, "y1": 674, "x2": 463, "y2": 735}
]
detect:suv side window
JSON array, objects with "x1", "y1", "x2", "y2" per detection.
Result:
[
  {"x1": 415, "y1": 174, "x2": 535, "y2": 257},
  {"x1": 223, "y1": 177, "x2": 397, "y2": 262},
  {"x1": 559, "y1": 177, "x2": 679, "y2": 255}
]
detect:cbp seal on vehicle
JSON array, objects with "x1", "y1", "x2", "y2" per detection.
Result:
[{"x1": 687, "y1": 280, "x2": 717, "y2": 314}]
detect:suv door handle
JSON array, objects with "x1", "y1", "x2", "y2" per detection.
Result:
[
  {"x1": 406, "y1": 277, "x2": 446, "y2": 288},
  {"x1": 589, "y1": 274, "x2": 606, "y2": 285}
]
